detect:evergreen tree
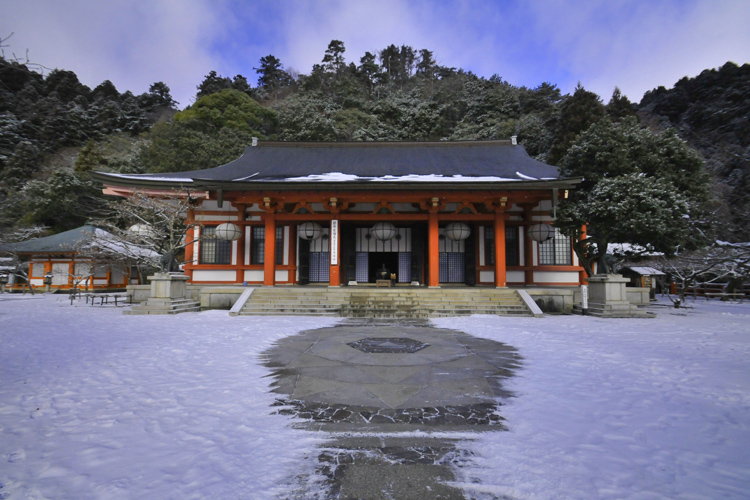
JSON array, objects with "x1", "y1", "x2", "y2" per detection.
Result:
[
  {"x1": 416, "y1": 49, "x2": 436, "y2": 80},
  {"x1": 547, "y1": 83, "x2": 607, "y2": 165},
  {"x1": 322, "y1": 40, "x2": 346, "y2": 74},
  {"x1": 606, "y1": 87, "x2": 637, "y2": 122},
  {"x1": 556, "y1": 117, "x2": 711, "y2": 275},
  {"x1": 254, "y1": 55, "x2": 293, "y2": 99},
  {"x1": 196, "y1": 71, "x2": 233, "y2": 100}
]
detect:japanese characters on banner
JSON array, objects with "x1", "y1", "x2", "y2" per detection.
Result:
[{"x1": 330, "y1": 220, "x2": 339, "y2": 265}]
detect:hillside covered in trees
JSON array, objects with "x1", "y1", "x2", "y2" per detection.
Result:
[{"x1": 1, "y1": 41, "x2": 747, "y2": 241}]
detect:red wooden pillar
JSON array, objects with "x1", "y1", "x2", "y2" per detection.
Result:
[
  {"x1": 184, "y1": 208, "x2": 196, "y2": 282},
  {"x1": 234, "y1": 204, "x2": 246, "y2": 284},
  {"x1": 288, "y1": 224, "x2": 297, "y2": 283},
  {"x1": 428, "y1": 211, "x2": 440, "y2": 288},
  {"x1": 579, "y1": 224, "x2": 588, "y2": 284},
  {"x1": 522, "y1": 204, "x2": 535, "y2": 286},
  {"x1": 263, "y1": 212, "x2": 276, "y2": 286},
  {"x1": 329, "y1": 219, "x2": 340, "y2": 287},
  {"x1": 494, "y1": 209, "x2": 507, "y2": 288}
]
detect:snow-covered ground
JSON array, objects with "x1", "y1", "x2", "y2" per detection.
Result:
[{"x1": 1, "y1": 295, "x2": 749, "y2": 499}]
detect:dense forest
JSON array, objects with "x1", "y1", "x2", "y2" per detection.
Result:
[{"x1": 0, "y1": 41, "x2": 747, "y2": 241}]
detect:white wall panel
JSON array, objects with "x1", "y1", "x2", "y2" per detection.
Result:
[
  {"x1": 244, "y1": 270, "x2": 264, "y2": 282},
  {"x1": 192, "y1": 270, "x2": 236, "y2": 282},
  {"x1": 507, "y1": 270, "x2": 525, "y2": 283},
  {"x1": 533, "y1": 271, "x2": 579, "y2": 283},
  {"x1": 479, "y1": 270, "x2": 494, "y2": 283}
]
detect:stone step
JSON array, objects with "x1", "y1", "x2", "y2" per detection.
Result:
[
  {"x1": 239, "y1": 288, "x2": 535, "y2": 318},
  {"x1": 125, "y1": 299, "x2": 202, "y2": 315}
]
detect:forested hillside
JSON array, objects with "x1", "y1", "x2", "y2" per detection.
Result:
[
  {"x1": 1, "y1": 41, "x2": 747, "y2": 241},
  {"x1": 638, "y1": 62, "x2": 750, "y2": 240}
]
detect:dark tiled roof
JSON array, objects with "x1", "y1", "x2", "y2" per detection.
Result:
[
  {"x1": 102, "y1": 140, "x2": 560, "y2": 183},
  {"x1": 0, "y1": 225, "x2": 97, "y2": 253}
]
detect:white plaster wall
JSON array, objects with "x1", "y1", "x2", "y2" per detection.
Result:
[
  {"x1": 533, "y1": 271, "x2": 580, "y2": 283},
  {"x1": 275, "y1": 270, "x2": 288, "y2": 282},
  {"x1": 244, "y1": 270, "x2": 264, "y2": 282},
  {"x1": 507, "y1": 270, "x2": 525, "y2": 283},
  {"x1": 192, "y1": 270, "x2": 237, "y2": 282},
  {"x1": 244, "y1": 226, "x2": 251, "y2": 265},
  {"x1": 283, "y1": 226, "x2": 290, "y2": 265},
  {"x1": 479, "y1": 270, "x2": 494, "y2": 283}
]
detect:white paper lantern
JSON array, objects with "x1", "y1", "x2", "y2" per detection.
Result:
[
  {"x1": 528, "y1": 223, "x2": 554, "y2": 242},
  {"x1": 298, "y1": 222, "x2": 323, "y2": 240},
  {"x1": 214, "y1": 222, "x2": 242, "y2": 241},
  {"x1": 370, "y1": 222, "x2": 397, "y2": 241},
  {"x1": 444, "y1": 222, "x2": 471, "y2": 241}
]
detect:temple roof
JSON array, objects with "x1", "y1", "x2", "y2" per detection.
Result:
[
  {"x1": 94, "y1": 140, "x2": 578, "y2": 191},
  {"x1": 1, "y1": 225, "x2": 159, "y2": 258}
]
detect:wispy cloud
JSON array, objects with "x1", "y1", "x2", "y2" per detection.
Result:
[{"x1": 1, "y1": 0, "x2": 748, "y2": 107}]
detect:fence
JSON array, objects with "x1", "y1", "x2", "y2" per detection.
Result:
[{"x1": 672, "y1": 282, "x2": 750, "y2": 301}]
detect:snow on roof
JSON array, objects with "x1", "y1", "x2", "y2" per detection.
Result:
[
  {"x1": 622, "y1": 266, "x2": 666, "y2": 276},
  {"x1": 608, "y1": 243, "x2": 663, "y2": 257},
  {"x1": 91, "y1": 228, "x2": 161, "y2": 259},
  {"x1": 281, "y1": 172, "x2": 525, "y2": 182},
  {"x1": 0, "y1": 225, "x2": 159, "y2": 259},
  {"x1": 103, "y1": 173, "x2": 195, "y2": 183}
]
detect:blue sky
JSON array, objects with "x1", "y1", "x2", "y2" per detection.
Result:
[{"x1": 2, "y1": 0, "x2": 749, "y2": 109}]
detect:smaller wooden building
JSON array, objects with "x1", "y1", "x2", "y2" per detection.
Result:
[
  {"x1": 619, "y1": 266, "x2": 666, "y2": 298},
  {"x1": 0, "y1": 225, "x2": 157, "y2": 291}
]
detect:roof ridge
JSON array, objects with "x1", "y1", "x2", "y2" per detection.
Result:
[{"x1": 254, "y1": 139, "x2": 514, "y2": 148}]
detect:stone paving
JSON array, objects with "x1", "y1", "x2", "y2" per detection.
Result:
[{"x1": 262, "y1": 320, "x2": 521, "y2": 500}]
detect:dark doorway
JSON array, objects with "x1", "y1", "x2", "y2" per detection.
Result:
[{"x1": 368, "y1": 252, "x2": 399, "y2": 283}]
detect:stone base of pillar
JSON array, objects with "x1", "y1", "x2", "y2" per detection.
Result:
[
  {"x1": 124, "y1": 273, "x2": 200, "y2": 315},
  {"x1": 577, "y1": 274, "x2": 655, "y2": 318}
]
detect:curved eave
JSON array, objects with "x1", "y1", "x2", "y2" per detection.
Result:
[{"x1": 94, "y1": 172, "x2": 582, "y2": 194}]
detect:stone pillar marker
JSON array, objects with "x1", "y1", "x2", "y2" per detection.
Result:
[
  {"x1": 584, "y1": 274, "x2": 653, "y2": 318},
  {"x1": 124, "y1": 272, "x2": 200, "y2": 315}
]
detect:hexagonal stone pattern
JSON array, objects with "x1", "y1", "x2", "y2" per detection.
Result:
[{"x1": 347, "y1": 337, "x2": 430, "y2": 353}]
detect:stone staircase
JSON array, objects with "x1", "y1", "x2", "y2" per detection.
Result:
[
  {"x1": 124, "y1": 297, "x2": 202, "y2": 315},
  {"x1": 238, "y1": 287, "x2": 535, "y2": 318}
]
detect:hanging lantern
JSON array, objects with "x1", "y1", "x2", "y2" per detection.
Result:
[
  {"x1": 528, "y1": 223, "x2": 554, "y2": 242},
  {"x1": 370, "y1": 222, "x2": 397, "y2": 241},
  {"x1": 444, "y1": 222, "x2": 471, "y2": 241},
  {"x1": 298, "y1": 222, "x2": 323, "y2": 240},
  {"x1": 214, "y1": 222, "x2": 242, "y2": 241}
]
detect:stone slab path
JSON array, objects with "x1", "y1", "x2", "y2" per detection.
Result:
[{"x1": 262, "y1": 320, "x2": 521, "y2": 499}]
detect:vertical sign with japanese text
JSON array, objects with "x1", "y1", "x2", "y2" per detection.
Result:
[{"x1": 330, "y1": 220, "x2": 339, "y2": 265}]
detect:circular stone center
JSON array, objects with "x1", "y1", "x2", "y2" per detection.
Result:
[{"x1": 347, "y1": 337, "x2": 429, "y2": 354}]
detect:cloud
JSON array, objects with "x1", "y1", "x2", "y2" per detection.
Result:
[
  {"x1": 1, "y1": 0, "x2": 748, "y2": 108},
  {"x1": 1, "y1": 0, "x2": 224, "y2": 106}
]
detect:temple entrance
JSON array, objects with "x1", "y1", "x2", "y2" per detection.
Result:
[
  {"x1": 368, "y1": 252, "x2": 399, "y2": 283},
  {"x1": 354, "y1": 227, "x2": 412, "y2": 284}
]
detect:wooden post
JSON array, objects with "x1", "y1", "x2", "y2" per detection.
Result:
[
  {"x1": 494, "y1": 201, "x2": 507, "y2": 288},
  {"x1": 234, "y1": 204, "x2": 246, "y2": 283},
  {"x1": 288, "y1": 224, "x2": 297, "y2": 283},
  {"x1": 329, "y1": 219, "x2": 340, "y2": 287},
  {"x1": 522, "y1": 204, "x2": 535, "y2": 286},
  {"x1": 184, "y1": 208, "x2": 196, "y2": 282},
  {"x1": 428, "y1": 211, "x2": 440, "y2": 288},
  {"x1": 263, "y1": 213, "x2": 276, "y2": 286},
  {"x1": 578, "y1": 224, "x2": 588, "y2": 285}
]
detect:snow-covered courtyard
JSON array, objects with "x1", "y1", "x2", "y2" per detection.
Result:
[{"x1": 1, "y1": 294, "x2": 749, "y2": 499}]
